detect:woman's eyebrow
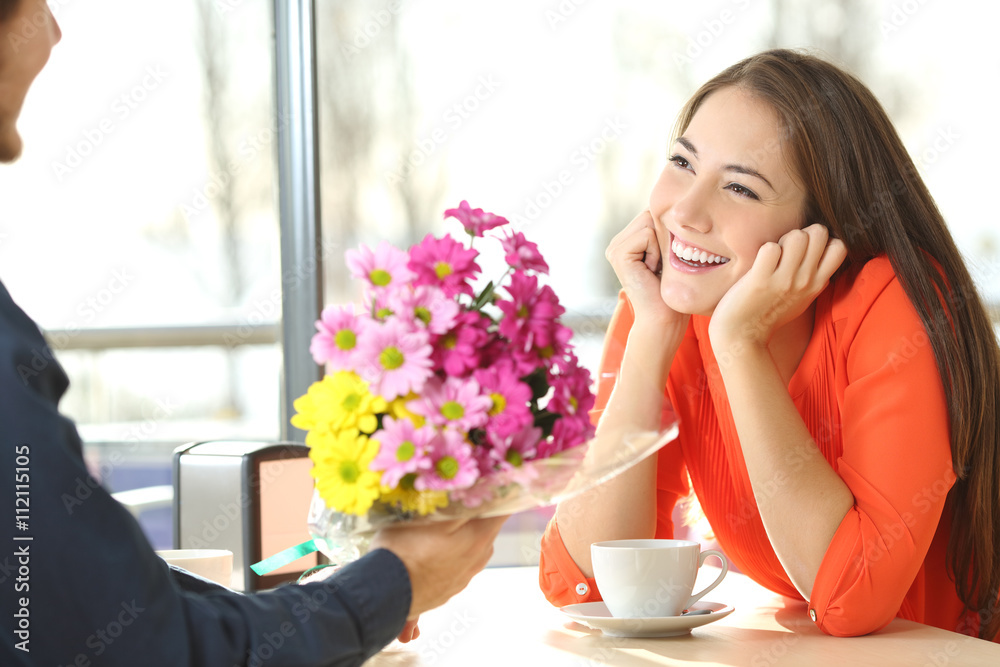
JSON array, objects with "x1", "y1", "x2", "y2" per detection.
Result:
[{"x1": 675, "y1": 136, "x2": 776, "y2": 193}]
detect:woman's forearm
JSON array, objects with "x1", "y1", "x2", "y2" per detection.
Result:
[
  {"x1": 554, "y1": 324, "x2": 680, "y2": 577},
  {"x1": 717, "y1": 340, "x2": 854, "y2": 599}
]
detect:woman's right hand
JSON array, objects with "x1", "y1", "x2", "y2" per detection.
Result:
[{"x1": 606, "y1": 210, "x2": 688, "y2": 333}]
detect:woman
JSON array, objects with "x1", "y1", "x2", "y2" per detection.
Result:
[{"x1": 540, "y1": 49, "x2": 1000, "y2": 641}]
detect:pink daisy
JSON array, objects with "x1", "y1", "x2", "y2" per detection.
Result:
[
  {"x1": 346, "y1": 240, "x2": 416, "y2": 292},
  {"x1": 444, "y1": 200, "x2": 509, "y2": 237},
  {"x1": 356, "y1": 318, "x2": 434, "y2": 401},
  {"x1": 473, "y1": 362, "x2": 533, "y2": 439},
  {"x1": 432, "y1": 311, "x2": 489, "y2": 377},
  {"x1": 386, "y1": 285, "x2": 460, "y2": 335},
  {"x1": 407, "y1": 376, "x2": 492, "y2": 432},
  {"x1": 490, "y1": 424, "x2": 542, "y2": 470},
  {"x1": 547, "y1": 363, "x2": 596, "y2": 419},
  {"x1": 415, "y1": 428, "x2": 479, "y2": 491},
  {"x1": 499, "y1": 229, "x2": 549, "y2": 274},
  {"x1": 309, "y1": 304, "x2": 368, "y2": 372},
  {"x1": 542, "y1": 413, "x2": 595, "y2": 457},
  {"x1": 496, "y1": 271, "x2": 565, "y2": 350},
  {"x1": 532, "y1": 324, "x2": 574, "y2": 372},
  {"x1": 371, "y1": 416, "x2": 435, "y2": 488},
  {"x1": 407, "y1": 233, "x2": 480, "y2": 298}
]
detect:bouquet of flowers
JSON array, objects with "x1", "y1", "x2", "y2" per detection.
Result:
[{"x1": 255, "y1": 202, "x2": 676, "y2": 571}]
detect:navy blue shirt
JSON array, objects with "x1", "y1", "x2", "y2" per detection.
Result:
[{"x1": 0, "y1": 280, "x2": 410, "y2": 666}]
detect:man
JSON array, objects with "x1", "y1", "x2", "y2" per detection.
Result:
[{"x1": 0, "y1": 2, "x2": 506, "y2": 664}]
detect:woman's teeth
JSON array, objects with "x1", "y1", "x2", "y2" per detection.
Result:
[{"x1": 671, "y1": 239, "x2": 730, "y2": 266}]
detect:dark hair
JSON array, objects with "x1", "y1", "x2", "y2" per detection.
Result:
[
  {"x1": 676, "y1": 49, "x2": 1000, "y2": 640},
  {"x1": 0, "y1": 0, "x2": 20, "y2": 22}
]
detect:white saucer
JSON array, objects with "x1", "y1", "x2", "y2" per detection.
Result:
[{"x1": 559, "y1": 600, "x2": 734, "y2": 637}]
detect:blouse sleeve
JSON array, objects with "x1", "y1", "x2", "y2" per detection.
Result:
[
  {"x1": 538, "y1": 292, "x2": 689, "y2": 607},
  {"x1": 808, "y1": 269, "x2": 955, "y2": 636}
]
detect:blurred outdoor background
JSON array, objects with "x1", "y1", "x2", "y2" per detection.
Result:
[{"x1": 3, "y1": 0, "x2": 998, "y2": 559}]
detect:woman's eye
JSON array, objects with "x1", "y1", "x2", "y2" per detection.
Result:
[
  {"x1": 726, "y1": 183, "x2": 759, "y2": 200},
  {"x1": 668, "y1": 154, "x2": 691, "y2": 170}
]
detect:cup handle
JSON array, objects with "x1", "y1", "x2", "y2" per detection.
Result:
[{"x1": 686, "y1": 549, "x2": 728, "y2": 609}]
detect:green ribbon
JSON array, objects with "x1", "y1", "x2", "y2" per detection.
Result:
[{"x1": 250, "y1": 538, "x2": 319, "y2": 576}]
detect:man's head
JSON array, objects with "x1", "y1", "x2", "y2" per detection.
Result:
[{"x1": 0, "y1": 0, "x2": 60, "y2": 162}]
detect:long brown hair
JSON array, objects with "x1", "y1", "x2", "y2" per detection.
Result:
[{"x1": 675, "y1": 49, "x2": 1000, "y2": 640}]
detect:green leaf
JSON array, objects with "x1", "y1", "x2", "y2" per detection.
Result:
[
  {"x1": 533, "y1": 410, "x2": 559, "y2": 438},
  {"x1": 471, "y1": 281, "x2": 496, "y2": 311},
  {"x1": 523, "y1": 368, "x2": 550, "y2": 402}
]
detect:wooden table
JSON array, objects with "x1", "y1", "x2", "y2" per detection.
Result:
[{"x1": 366, "y1": 565, "x2": 1000, "y2": 666}]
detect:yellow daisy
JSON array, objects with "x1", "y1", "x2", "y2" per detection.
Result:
[
  {"x1": 379, "y1": 475, "x2": 449, "y2": 516},
  {"x1": 310, "y1": 430, "x2": 382, "y2": 516},
  {"x1": 291, "y1": 371, "x2": 388, "y2": 438},
  {"x1": 386, "y1": 392, "x2": 426, "y2": 427}
]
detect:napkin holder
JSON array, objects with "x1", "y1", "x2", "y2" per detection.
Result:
[{"x1": 172, "y1": 440, "x2": 318, "y2": 591}]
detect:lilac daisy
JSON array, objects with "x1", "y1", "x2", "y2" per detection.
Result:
[
  {"x1": 386, "y1": 285, "x2": 460, "y2": 335},
  {"x1": 346, "y1": 240, "x2": 416, "y2": 292},
  {"x1": 415, "y1": 428, "x2": 480, "y2": 491},
  {"x1": 499, "y1": 229, "x2": 549, "y2": 274},
  {"x1": 309, "y1": 304, "x2": 368, "y2": 372},
  {"x1": 371, "y1": 416, "x2": 435, "y2": 488},
  {"x1": 356, "y1": 318, "x2": 434, "y2": 401},
  {"x1": 407, "y1": 376, "x2": 492, "y2": 432}
]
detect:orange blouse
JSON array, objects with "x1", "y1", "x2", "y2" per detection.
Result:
[{"x1": 539, "y1": 256, "x2": 992, "y2": 639}]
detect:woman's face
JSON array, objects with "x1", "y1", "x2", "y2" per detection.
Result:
[
  {"x1": 0, "y1": 0, "x2": 61, "y2": 163},
  {"x1": 649, "y1": 86, "x2": 808, "y2": 317}
]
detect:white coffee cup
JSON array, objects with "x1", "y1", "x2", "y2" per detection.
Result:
[
  {"x1": 156, "y1": 549, "x2": 234, "y2": 587},
  {"x1": 591, "y1": 539, "x2": 728, "y2": 618}
]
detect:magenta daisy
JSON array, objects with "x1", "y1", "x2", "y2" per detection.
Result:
[
  {"x1": 310, "y1": 304, "x2": 367, "y2": 371},
  {"x1": 444, "y1": 200, "x2": 509, "y2": 237},
  {"x1": 496, "y1": 271, "x2": 565, "y2": 350},
  {"x1": 407, "y1": 376, "x2": 492, "y2": 432},
  {"x1": 432, "y1": 311, "x2": 489, "y2": 377},
  {"x1": 490, "y1": 424, "x2": 542, "y2": 470},
  {"x1": 540, "y1": 413, "x2": 594, "y2": 458},
  {"x1": 387, "y1": 285, "x2": 459, "y2": 335},
  {"x1": 415, "y1": 428, "x2": 479, "y2": 491},
  {"x1": 407, "y1": 233, "x2": 480, "y2": 298},
  {"x1": 547, "y1": 363, "x2": 596, "y2": 418},
  {"x1": 473, "y1": 362, "x2": 533, "y2": 439},
  {"x1": 346, "y1": 240, "x2": 416, "y2": 292},
  {"x1": 370, "y1": 416, "x2": 435, "y2": 488},
  {"x1": 356, "y1": 318, "x2": 434, "y2": 401},
  {"x1": 499, "y1": 229, "x2": 549, "y2": 274}
]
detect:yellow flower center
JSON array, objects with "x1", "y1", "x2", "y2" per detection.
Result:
[
  {"x1": 375, "y1": 307, "x2": 393, "y2": 319},
  {"x1": 341, "y1": 392, "x2": 363, "y2": 412},
  {"x1": 380, "y1": 346, "x2": 404, "y2": 370},
  {"x1": 505, "y1": 449, "x2": 523, "y2": 467},
  {"x1": 434, "y1": 262, "x2": 453, "y2": 279},
  {"x1": 436, "y1": 456, "x2": 459, "y2": 480},
  {"x1": 415, "y1": 306, "x2": 432, "y2": 325},
  {"x1": 335, "y1": 329, "x2": 356, "y2": 350},
  {"x1": 488, "y1": 392, "x2": 506, "y2": 417},
  {"x1": 441, "y1": 401, "x2": 465, "y2": 421},
  {"x1": 517, "y1": 305, "x2": 529, "y2": 318},
  {"x1": 442, "y1": 333, "x2": 457, "y2": 349},
  {"x1": 539, "y1": 345, "x2": 554, "y2": 359},
  {"x1": 370, "y1": 269, "x2": 392, "y2": 286},
  {"x1": 339, "y1": 460, "x2": 361, "y2": 483},
  {"x1": 396, "y1": 440, "x2": 416, "y2": 462},
  {"x1": 569, "y1": 396, "x2": 578, "y2": 413}
]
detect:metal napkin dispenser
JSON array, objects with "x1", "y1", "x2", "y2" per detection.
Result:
[{"x1": 172, "y1": 441, "x2": 318, "y2": 592}]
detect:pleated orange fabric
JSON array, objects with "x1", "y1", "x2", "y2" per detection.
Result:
[{"x1": 539, "y1": 256, "x2": 993, "y2": 640}]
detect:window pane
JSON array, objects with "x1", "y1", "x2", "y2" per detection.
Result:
[{"x1": 2, "y1": 0, "x2": 282, "y2": 507}]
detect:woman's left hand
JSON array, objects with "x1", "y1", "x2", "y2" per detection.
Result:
[{"x1": 709, "y1": 224, "x2": 847, "y2": 347}]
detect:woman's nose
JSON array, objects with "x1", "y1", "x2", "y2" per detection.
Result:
[{"x1": 669, "y1": 182, "x2": 713, "y2": 233}]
